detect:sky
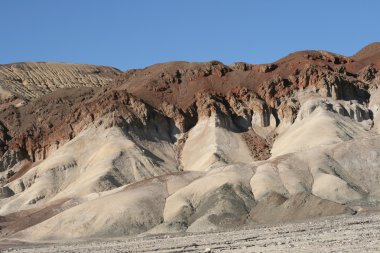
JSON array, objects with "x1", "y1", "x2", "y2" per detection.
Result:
[{"x1": 1, "y1": 1, "x2": 380, "y2": 70}]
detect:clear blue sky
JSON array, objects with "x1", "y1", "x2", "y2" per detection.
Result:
[{"x1": 1, "y1": 1, "x2": 379, "y2": 70}]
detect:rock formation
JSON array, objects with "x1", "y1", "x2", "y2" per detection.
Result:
[{"x1": 0, "y1": 43, "x2": 380, "y2": 240}]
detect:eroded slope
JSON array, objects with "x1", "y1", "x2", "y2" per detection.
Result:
[
  {"x1": 0, "y1": 43, "x2": 380, "y2": 240},
  {"x1": 0, "y1": 62, "x2": 121, "y2": 101}
]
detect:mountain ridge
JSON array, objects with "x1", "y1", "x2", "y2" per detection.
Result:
[{"x1": 0, "y1": 42, "x2": 380, "y2": 240}]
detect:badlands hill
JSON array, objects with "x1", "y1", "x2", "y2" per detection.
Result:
[{"x1": 0, "y1": 43, "x2": 380, "y2": 240}]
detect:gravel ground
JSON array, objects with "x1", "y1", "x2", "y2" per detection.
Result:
[{"x1": 1, "y1": 212, "x2": 379, "y2": 253}]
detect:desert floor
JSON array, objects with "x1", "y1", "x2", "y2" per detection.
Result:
[{"x1": 1, "y1": 212, "x2": 379, "y2": 253}]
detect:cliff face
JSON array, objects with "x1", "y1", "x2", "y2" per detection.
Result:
[
  {"x1": 1, "y1": 50, "x2": 374, "y2": 165},
  {"x1": 0, "y1": 62, "x2": 122, "y2": 166},
  {"x1": 0, "y1": 44, "x2": 380, "y2": 240}
]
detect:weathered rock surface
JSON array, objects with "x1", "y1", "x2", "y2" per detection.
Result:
[
  {"x1": 0, "y1": 43, "x2": 380, "y2": 241},
  {"x1": 0, "y1": 62, "x2": 121, "y2": 100}
]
